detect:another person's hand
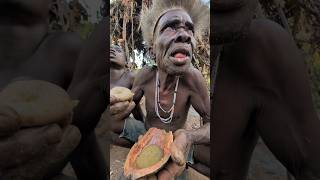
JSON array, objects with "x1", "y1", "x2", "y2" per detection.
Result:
[
  {"x1": 110, "y1": 99, "x2": 135, "y2": 121},
  {"x1": 0, "y1": 119, "x2": 80, "y2": 180}
]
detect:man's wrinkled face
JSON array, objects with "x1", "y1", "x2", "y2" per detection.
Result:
[
  {"x1": 110, "y1": 45, "x2": 126, "y2": 70},
  {"x1": 153, "y1": 9, "x2": 196, "y2": 75}
]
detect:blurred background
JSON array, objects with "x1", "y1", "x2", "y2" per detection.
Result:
[{"x1": 53, "y1": 0, "x2": 319, "y2": 179}]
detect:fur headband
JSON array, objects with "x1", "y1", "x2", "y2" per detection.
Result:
[{"x1": 140, "y1": 0, "x2": 209, "y2": 47}]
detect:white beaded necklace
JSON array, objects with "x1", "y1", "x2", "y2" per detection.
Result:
[{"x1": 154, "y1": 70, "x2": 180, "y2": 124}]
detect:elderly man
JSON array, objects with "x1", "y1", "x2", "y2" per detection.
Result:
[
  {"x1": 213, "y1": 0, "x2": 320, "y2": 179},
  {"x1": 110, "y1": 0, "x2": 211, "y2": 179}
]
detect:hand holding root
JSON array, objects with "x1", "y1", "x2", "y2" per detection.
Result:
[
  {"x1": 156, "y1": 129, "x2": 191, "y2": 180},
  {"x1": 0, "y1": 124, "x2": 81, "y2": 180},
  {"x1": 170, "y1": 129, "x2": 190, "y2": 166},
  {"x1": 0, "y1": 80, "x2": 81, "y2": 180},
  {"x1": 110, "y1": 87, "x2": 136, "y2": 121}
]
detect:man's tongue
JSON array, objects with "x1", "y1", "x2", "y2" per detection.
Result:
[{"x1": 174, "y1": 53, "x2": 186, "y2": 61}]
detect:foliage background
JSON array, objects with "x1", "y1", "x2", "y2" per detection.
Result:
[{"x1": 49, "y1": 0, "x2": 105, "y2": 39}]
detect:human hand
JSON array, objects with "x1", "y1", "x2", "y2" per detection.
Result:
[
  {"x1": 155, "y1": 129, "x2": 191, "y2": 180},
  {"x1": 110, "y1": 100, "x2": 135, "y2": 121},
  {"x1": 0, "y1": 124, "x2": 81, "y2": 180},
  {"x1": 170, "y1": 129, "x2": 191, "y2": 166}
]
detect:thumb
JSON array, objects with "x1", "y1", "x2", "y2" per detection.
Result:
[
  {"x1": 170, "y1": 142, "x2": 185, "y2": 166},
  {"x1": 0, "y1": 105, "x2": 20, "y2": 137}
]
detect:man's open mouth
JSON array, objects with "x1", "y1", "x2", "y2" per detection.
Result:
[{"x1": 169, "y1": 49, "x2": 191, "y2": 66}]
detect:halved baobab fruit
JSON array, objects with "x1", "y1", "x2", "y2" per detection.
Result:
[
  {"x1": 0, "y1": 80, "x2": 78, "y2": 127},
  {"x1": 124, "y1": 127, "x2": 173, "y2": 180},
  {"x1": 110, "y1": 86, "x2": 134, "y2": 104}
]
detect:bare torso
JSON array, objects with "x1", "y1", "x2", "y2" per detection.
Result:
[
  {"x1": 132, "y1": 66, "x2": 209, "y2": 132},
  {"x1": 213, "y1": 19, "x2": 320, "y2": 179},
  {"x1": 0, "y1": 1, "x2": 82, "y2": 89},
  {"x1": 110, "y1": 69, "x2": 134, "y2": 89}
]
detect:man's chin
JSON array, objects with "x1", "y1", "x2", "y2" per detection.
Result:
[{"x1": 165, "y1": 65, "x2": 190, "y2": 76}]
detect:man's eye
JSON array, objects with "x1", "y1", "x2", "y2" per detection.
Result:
[
  {"x1": 186, "y1": 25, "x2": 194, "y2": 33},
  {"x1": 161, "y1": 22, "x2": 177, "y2": 31},
  {"x1": 165, "y1": 27, "x2": 175, "y2": 31}
]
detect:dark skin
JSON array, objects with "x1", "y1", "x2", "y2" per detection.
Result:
[
  {"x1": 67, "y1": 18, "x2": 108, "y2": 180},
  {"x1": 110, "y1": 45, "x2": 133, "y2": 89},
  {"x1": 110, "y1": 45, "x2": 144, "y2": 147},
  {"x1": 0, "y1": 1, "x2": 106, "y2": 179},
  {"x1": 213, "y1": 2, "x2": 320, "y2": 179},
  {"x1": 111, "y1": 9, "x2": 210, "y2": 179}
]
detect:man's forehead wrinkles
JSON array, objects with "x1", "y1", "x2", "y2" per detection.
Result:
[
  {"x1": 159, "y1": 17, "x2": 193, "y2": 28},
  {"x1": 159, "y1": 10, "x2": 192, "y2": 23}
]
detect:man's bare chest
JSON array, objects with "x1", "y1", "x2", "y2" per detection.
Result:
[{"x1": 142, "y1": 81, "x2": 191, "y2": 117}]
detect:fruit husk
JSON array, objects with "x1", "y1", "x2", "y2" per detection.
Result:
[{"x1": 124, "y1": 127, "x2": 173, "y2": 180}]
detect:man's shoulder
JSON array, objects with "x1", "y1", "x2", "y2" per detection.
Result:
[
  {"x1": 184, "y1": 66, "x2": 204, "y2": 80},
  {"x1": 248, "y1": 18, "x2": 294, "y2": 46},
  {"x1": 122, "y1": 70, "x2": 136, "y2": 84},
  {"x1": 44, "y1": 32, "x2": 84, "y2": 53},
  {"x1": 131, "y1": 65, "x2": 156, "y2": 88},
  {"x1": 43, "y1": 32, "x2": 83, "y2": 66},
  {"x1": 135, "y1": 66, "x2": 156, "y2": 79},
  {"x1": 41, "y1": 32, "x2": 84, "y2": 82}
]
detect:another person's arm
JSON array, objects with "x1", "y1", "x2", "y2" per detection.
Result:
[
  {"x1": 184, "y1": 69, "x2": 210, "y2": 145},
  {"x1": 252, "y1": 21, "x2": 320, "y2": 179},
  {"x1": 67, "y1": 18, "x2": 107, "y2": 180}
]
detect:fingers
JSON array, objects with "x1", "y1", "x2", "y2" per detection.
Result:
[
  {"x1": 48, "y1": 125, "x2": 81, "y2": 161},
  {"x1": 0, "y1": 105, "x2": 20, "y2": 137},
  {"x1": 170, "y1": 129, "x2": 189, "y2": 166},
  {"x1": 1, "y1": 125, "x2": 81, "y2": 180},
  {"x1": 0, "y1": 124, "x2": 63, "y2": 169},
  {"x1": 111, "y1": 101, "x2": 135, "y2": 121},
  {"x1": 147, "y1": 174, "x2": 157, "y2": 180},
  {"x1": 57, "y1": 112, "x2": 73, "y2": 128},
  {"x1": 170, "y1": 143, "x2": 186, "y2": 166},
  {"x1": 173, "y1": 129, "x2": 186, "y2": 137},
  {"x1": 43, "y1": 124, "x2": 63, "y2": 145},
  {"x1": 137, "y1": 174, "x2": 157, "y2": 180},
  {"x1": 110, "y1": 94, "x2": 127, "y2": 105},
  {"x1": 110, "y1": 101, "x2": 129, "y2": 115},
  {"x1": 158, "y1": 161, "x2": 186, "y2": 180},
  {"x1": 110, "y1": 94, "x2": 116, "y2": 105}
]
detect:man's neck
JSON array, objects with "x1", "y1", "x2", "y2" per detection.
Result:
[
  {"x1": 110, "y1": 69, "x2": 125, "y2": 83},
  {"x1": 0, "y1": 24, "x2": 48, "y2": 70},
  {"x1": 158, "y1": 69, "x2": 178, "y2": 91}
]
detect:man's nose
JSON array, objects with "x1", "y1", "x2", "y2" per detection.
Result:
[{"x1": 175, "y1": 29, "x2": 191, "y2": 43}]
